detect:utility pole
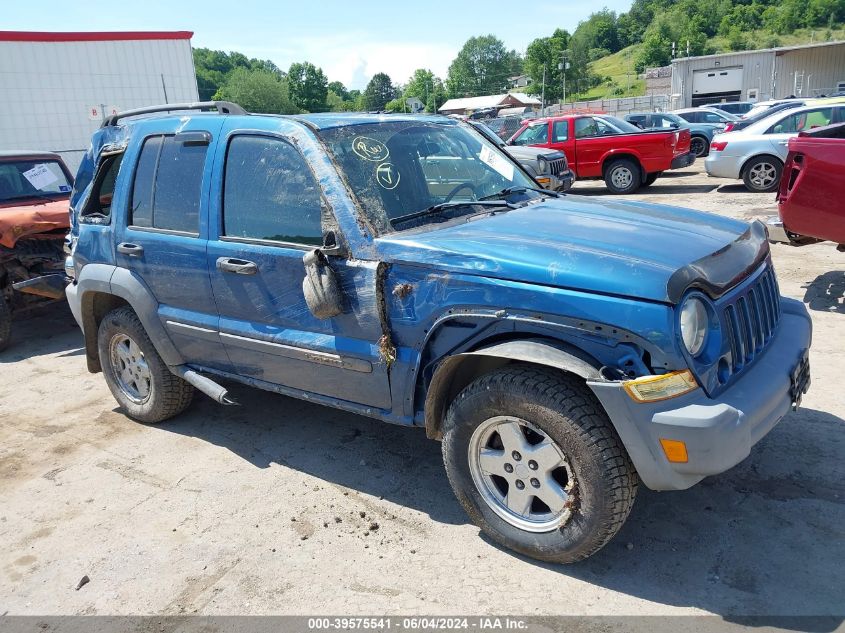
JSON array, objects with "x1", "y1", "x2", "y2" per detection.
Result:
[
  {"x1": 541, "y1": 63, "x2": 546, "y2": 112},
  {"x1": 558, "y1": 53, "x2": 569, "y2": 108}
]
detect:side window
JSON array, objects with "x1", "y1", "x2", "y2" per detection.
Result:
[
  {"x1": 574, "y1": 117, "x2": 599, "y2": 138},
  {"x1": 702, "y1": 112, "x2": 723, "y2": 123},
  {"x1": 80, "y1": 152, "x2": 124, "y2": 221},
  {"x1": 223, "y1": 135, "x2": 324, "y2": 246},
  {"x1": 129, "y1": 134, "x2": 207, "y2": 234},
  {"x1": 552, "y1": 120, "x2": 569, "y2": 142}
]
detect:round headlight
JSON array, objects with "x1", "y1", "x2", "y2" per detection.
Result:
[{"x1": 680, "y1": 296, "x2": 708, "y2": 357}]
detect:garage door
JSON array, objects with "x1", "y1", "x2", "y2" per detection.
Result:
[{"x1": 692, "y1": 66, "x2": 743, "y2": 105}]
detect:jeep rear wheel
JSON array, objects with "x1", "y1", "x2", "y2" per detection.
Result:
[
  {"x1": 98, "y1": 306, "x2": 194, "y2": 423},
  {"x1": 604, "y1": 158, "x2": 641, "y2": 194},
  {"x1": 442, "y1": 365, "x2": 638, "y2": 563}
]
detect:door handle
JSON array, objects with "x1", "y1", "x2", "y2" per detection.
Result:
[
  {"x1": 216, "y1": 257, "x2": 258, "y2": 275},
  {"x1": 117, "y1": 242, "x2": 144, "y2": 256}
]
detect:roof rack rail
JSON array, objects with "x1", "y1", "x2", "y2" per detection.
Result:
[{"x1": 101, "y1": 101, "x2": 246, "y2": 127}]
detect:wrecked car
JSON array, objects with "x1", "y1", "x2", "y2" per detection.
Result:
[
  {"x1": 0, "y1": 151, "x2": 73, "y2": 351},
  {"x1": 65, "y1": 102, "x2": 811, "y2": 563}
]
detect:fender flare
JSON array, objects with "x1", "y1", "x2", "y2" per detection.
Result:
[
  {"x1": 76, "y1": 264, "x2": 184, "y2": 371},
  {"x1": 423, "y1": 338, "x2": 602, "y2": 439}
]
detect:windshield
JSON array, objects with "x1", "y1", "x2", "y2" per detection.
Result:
[
  {"x1": 0, "y1": 159, "x2": 72, "y2": 203},
  {"x1": 318, "y1": 120, "x2": 539, "y2": 233}
]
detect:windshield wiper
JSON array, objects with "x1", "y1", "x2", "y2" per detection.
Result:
[
  {"x1": 391, "y1": 200, "x2": 516, "y2": 228},
  {"x1": 480, "y1": 186, "x2": 562, "y2": 201}
]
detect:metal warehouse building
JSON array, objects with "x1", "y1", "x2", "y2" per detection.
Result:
[
  {"x1": 0, "y1": 31, "x2": 199, "y2": 172},
  {"x1": 670, "y1": 40, "x2": 845, "y2": 108}
]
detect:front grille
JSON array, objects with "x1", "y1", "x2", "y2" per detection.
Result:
[
  {"x1": 547, "y1": 158, "x2": 566, "y2": 176},
  {"x1": 722, "y1": 266, "x2": 781, "y2": 373}
]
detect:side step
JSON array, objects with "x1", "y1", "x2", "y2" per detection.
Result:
[{"x1": 171, "y1": 366, "x2": 238, "y2": 405}]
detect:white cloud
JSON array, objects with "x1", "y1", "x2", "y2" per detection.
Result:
[{"x1": 228, "y1": 32, "x2": 458, "y2": 90}]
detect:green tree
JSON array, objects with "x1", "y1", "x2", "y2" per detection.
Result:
[
  {"x1": 635, "y1": 20, "x2": 673, "y2": 72},
  {"x1": 363, "y1": 73, "x2": 396, "y2": 110},
  {"x1": 328, "y1": 81, "x2": 349, "y2": 101},
  {"x1": 400, "y1": 69, "x2": 446, "y2": 112},
  {"x1": 287, "y1": 62, "x2": 329, "y2": 113},
  {"x1": 524, "y1": 29, "x2": 570, "y2": 106},
  {"x1": 193, "y1": 48, "x2": 284, "y2": 100},
  {"x1": 445, "y1": 34, "x2": 517, "y2": 97},
  {"x1": 573, "y1": 9, "x2": 620, "y2": 53},
  {"x1": 213, "y1": 68, "x2": 295, "y2": 114}
]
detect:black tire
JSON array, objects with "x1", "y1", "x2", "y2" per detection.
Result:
[
  {"x1": 97, "y1": 306, "x2": 194, "y2": 423},
  {"x1": 690, "y1": 136, "x2": 710, "y2": 158},
  {"x1": 0, "y1": 291, "x2": 11, "y2": 352},
  {"x1": 642, "y1": 172, "x2": 660, "y2": 187},
  {"x1": 742, "y1": 155, "x2": 783, "y2": 193},
  {"x1": 603, "y1": 158, "x2": 641, "y2": 194},
  {"x1": 442, "y1": 365, "x2": 638, "y2": 563}
]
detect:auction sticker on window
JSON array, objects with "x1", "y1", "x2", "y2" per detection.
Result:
[
  {"x1": 479, "y1": 145, "x2": 514, "y2": 181},
  {"x1": 352, "y1": 136, "x2": 390, "y2": 162},
  {"x1": 22, "y1": 164, "x2": 58, "y2": 190}
]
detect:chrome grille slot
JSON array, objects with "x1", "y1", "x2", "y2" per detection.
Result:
[{"x1": 722, "y1": 266, "x2": 781, "y2": 374}]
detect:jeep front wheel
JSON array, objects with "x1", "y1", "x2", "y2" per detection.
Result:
[
  {"x1": 604, "y1": 158, "x2": 641, "y2": 194},
  {"x1": 442, "y1": 365, "x2": 638, "y2": 563},
  {"x1": 98, "y1": 306, "x2": 194, "y2": 423}
]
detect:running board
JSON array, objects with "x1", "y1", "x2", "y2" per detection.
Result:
[{"x1": 171, "y1": 366, "x2": 238, "y2": 405}]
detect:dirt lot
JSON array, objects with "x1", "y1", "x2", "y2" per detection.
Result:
[{"x1": 1, "y1": 164, "x2": 843, "y2": 617}]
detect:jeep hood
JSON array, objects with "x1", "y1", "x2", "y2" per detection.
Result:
[
  {"x1": 0, "y1": 199, "x2": 70, "y2": 248},
  {"x1": 504, "y1": 145, "x2": 566, "y2": 163},
  {"x1": 375, "y1": 196, "x2": 766, "y2": 304}
]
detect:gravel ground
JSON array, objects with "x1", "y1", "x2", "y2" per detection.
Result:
[{"x1": 1, "y1": 164, "x2": 843, "y2": 617}]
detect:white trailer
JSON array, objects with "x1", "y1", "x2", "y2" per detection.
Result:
[{"x1": 0, "y1": 31, "x2": 199, "y2": 173}]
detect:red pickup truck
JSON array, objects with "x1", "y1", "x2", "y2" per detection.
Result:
[
  {"x1": 508, "y1": 114, "x2": 695, "y2": 194},
  {"x1": 771, "y1": 123, "x2": 845, "y2": 249}
]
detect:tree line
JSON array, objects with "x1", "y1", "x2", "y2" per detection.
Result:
[{"x1": 194, "y1": 0, "x2": 845, "y2": 114}]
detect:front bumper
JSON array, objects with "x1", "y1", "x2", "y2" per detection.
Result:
[
  {"x1": 588, "y1": 297, "x2": 812, "y2": 491},
  {"x1": 670, "y1": 151, "x2": 696, "y2": 170}
]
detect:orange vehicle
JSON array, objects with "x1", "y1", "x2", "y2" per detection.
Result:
[
  {"x1": 0, "y1": 151, "x2": 73, "y2": 350},
  {"x1": 508, "y1": 113, "x2": 695, "y2": 194}
]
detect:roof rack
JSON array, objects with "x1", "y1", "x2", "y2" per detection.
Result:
[{"x1": 101, "y1": 101, "x2": 246, "y2": 127}]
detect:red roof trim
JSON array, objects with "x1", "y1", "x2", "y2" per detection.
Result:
[{"x1": 0, "y1": 31, "x2": 193, "y2": 43}]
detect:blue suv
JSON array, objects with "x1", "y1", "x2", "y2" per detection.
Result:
[{"x1": 64, "y1": 102, "x2": 811, "y2": 563}]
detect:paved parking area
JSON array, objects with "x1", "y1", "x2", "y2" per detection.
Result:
[{"x1": 1, "y1": 165, "x2": 843, "y2": 616}]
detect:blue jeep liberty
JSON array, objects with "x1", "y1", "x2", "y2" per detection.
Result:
[{"x1": 64, "y1": 102, "x2": 811, "y2": 563}]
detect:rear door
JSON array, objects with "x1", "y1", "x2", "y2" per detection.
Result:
[
  {"x1": 766, "y1": 107, "x2": 841, "y2": 159},
  {"x1": 206, "y1": 126, "x2": 391, "y2": 410},
  {"x1": 114, "y1": 118, "x2": 232, "y2": 372}
]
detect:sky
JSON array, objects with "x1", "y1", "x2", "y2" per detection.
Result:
[{"x1": 3, "y1": 0, "x2": 633, "y2": 90}]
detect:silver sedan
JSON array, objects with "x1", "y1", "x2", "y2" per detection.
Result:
[{"x1": 704, "y1": 103, "x2": 845, "y2": 192}]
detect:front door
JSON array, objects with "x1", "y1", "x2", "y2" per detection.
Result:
[{"x1": 206, "y1": 128, "x2": 391, "y2": 410}]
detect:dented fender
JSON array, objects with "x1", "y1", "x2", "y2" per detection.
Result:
[{"x1": 423, "y1": 337, "x2": 603, "y2": 439}]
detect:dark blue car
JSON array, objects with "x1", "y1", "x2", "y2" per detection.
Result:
[
  {"x1": 64, "y1": 102, "x2": 811, "y2": 563},
  {"x1": 625, "y1": 111, "x2": 721, "y2": 157}
]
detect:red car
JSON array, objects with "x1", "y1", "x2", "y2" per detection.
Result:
[
  {"x1": 508, "y1": 114, "x2": 695, "y2": 194},
  {"x1": 773, "y1": 123, "x2": 845, "y2": 248},
  {"x1": 0, "y1": 150, "x2": 73, "y2": 350}
]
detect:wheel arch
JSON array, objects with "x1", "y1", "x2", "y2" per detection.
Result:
[
  {"x1": 423, "y1": 338, "x2": 603, "y2": 440},
  {"x1": 740, "y1": 152, "x2": 783, "y2": 178},
  {"x1": 600, "y1": 151, "x2": 642, "y2": 178},
  {"x1": 77, "y1": 265, "x2": 184, "y2": 372}
]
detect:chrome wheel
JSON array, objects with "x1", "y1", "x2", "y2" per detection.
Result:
[
  {"x1": 610, "y1": 166, "x2": 633, "y2": 190},
  {"x1": 108, "y1": 333, "x2": 151, "y2": 404},
  {"x1": 748, "y1": 161, "x2": 778, "y2": 189},
  {"x1": 468, "y1": 416, "x2": 575, "y2": 533}
]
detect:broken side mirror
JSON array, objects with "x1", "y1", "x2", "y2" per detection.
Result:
[{"x1": 302, "y1": 233, "x2": 345, "y2": 319}]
